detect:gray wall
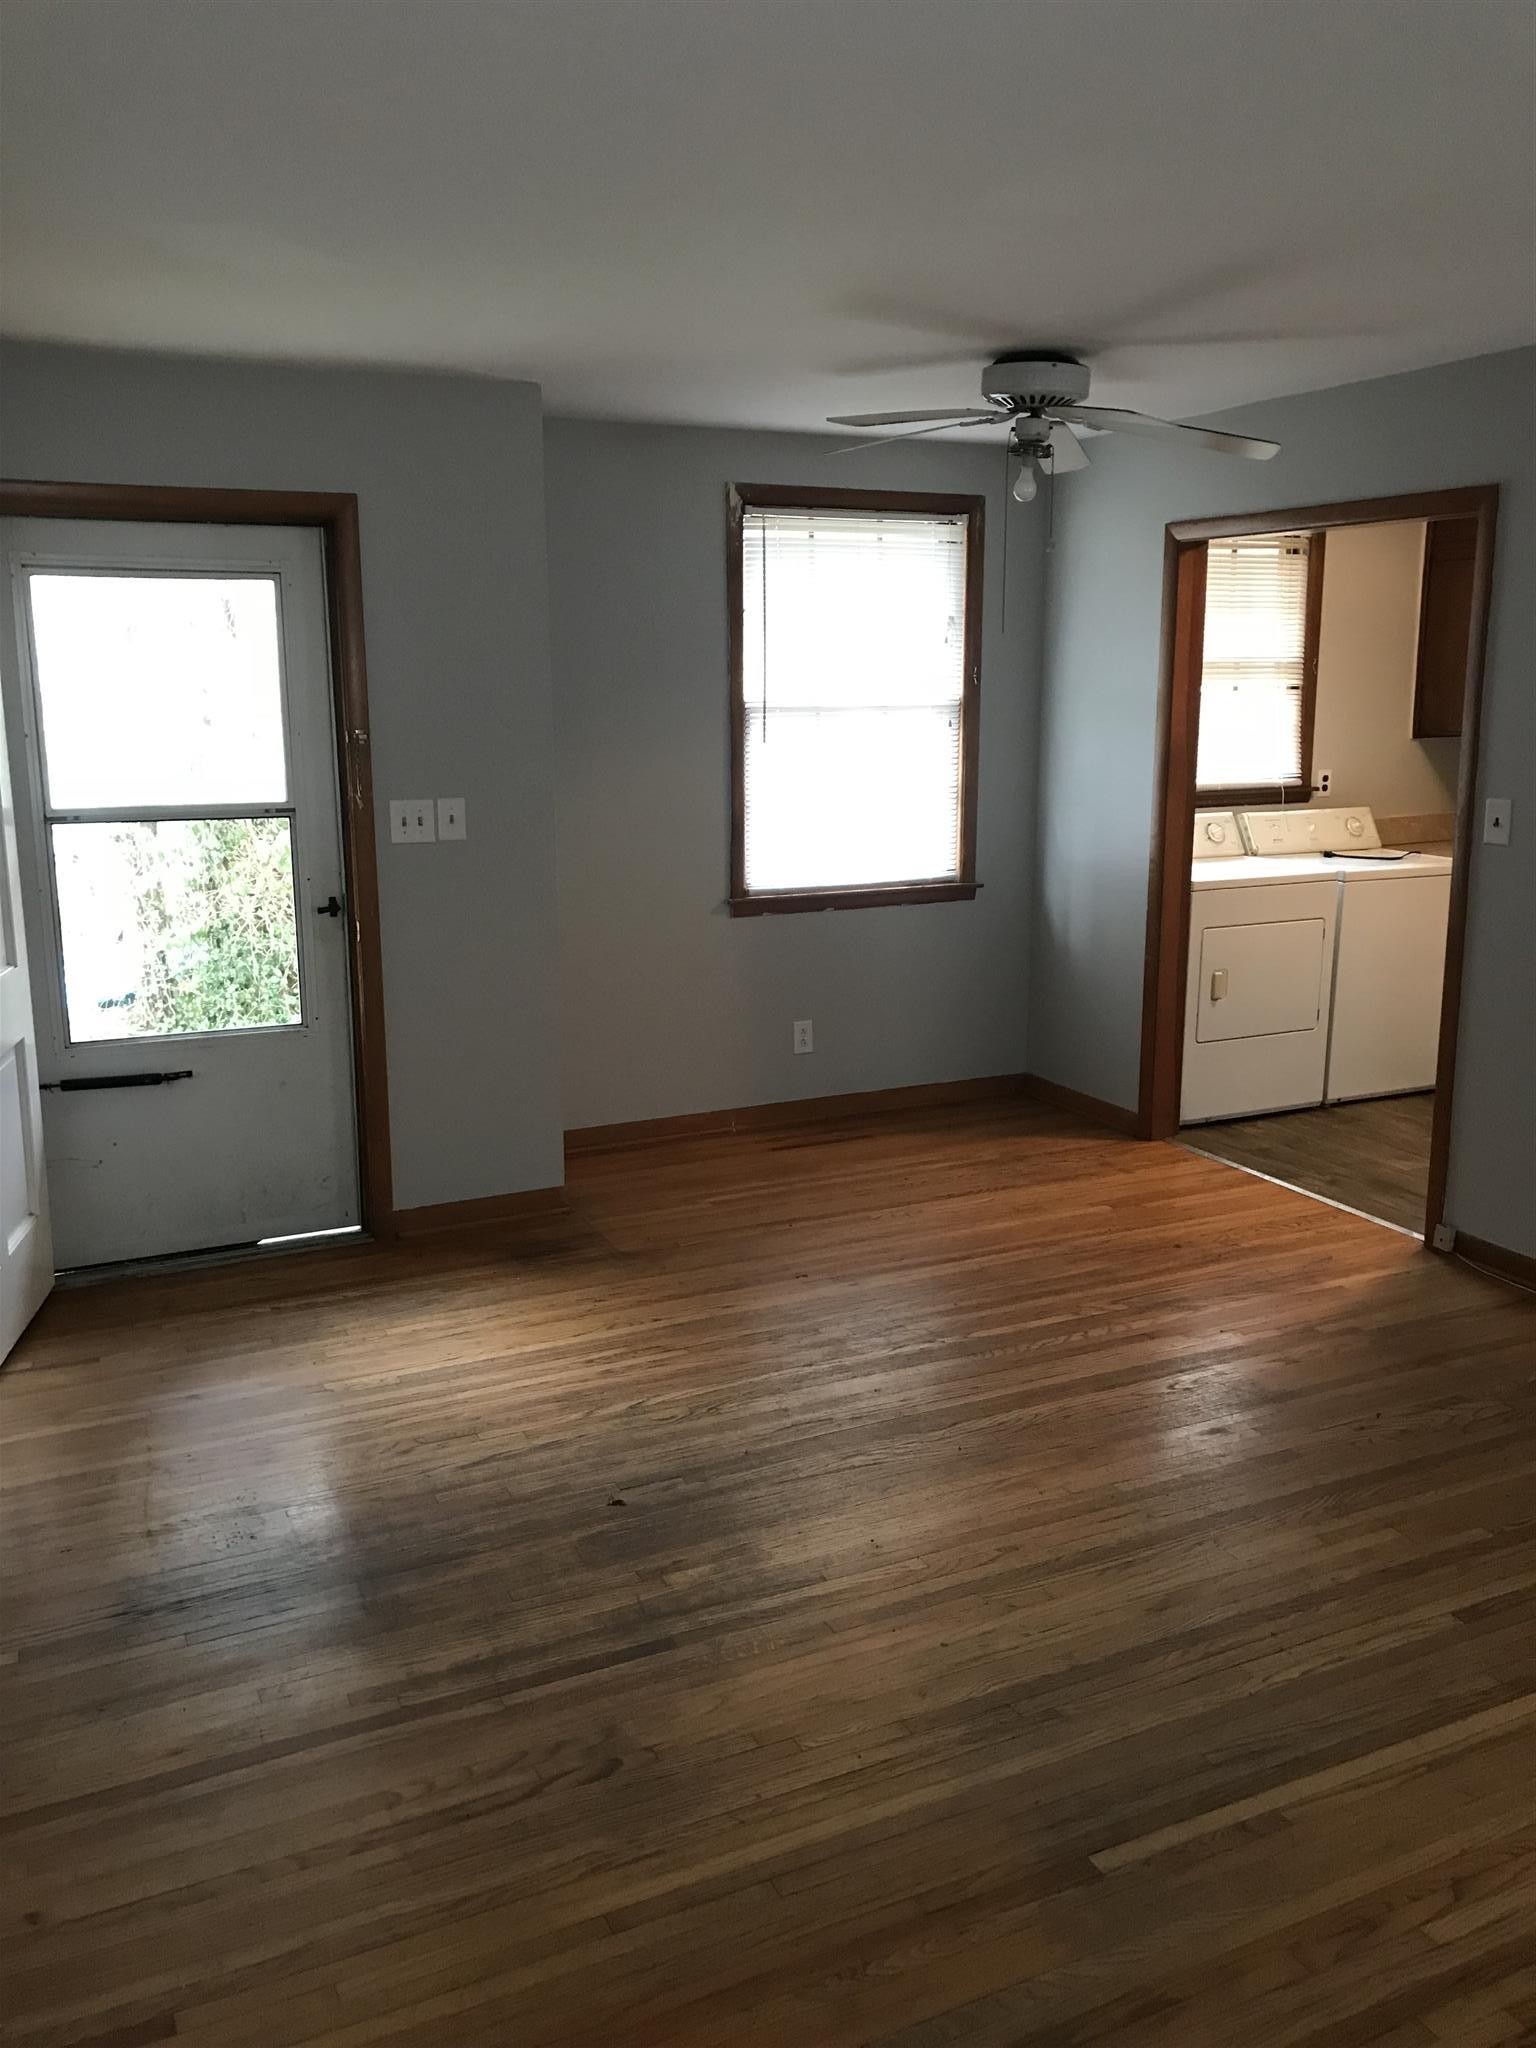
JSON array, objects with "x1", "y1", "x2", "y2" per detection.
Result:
[
  {"x1": 1033, "y1": 347, "x2": 1536, "y2": 1254},
  {"x1": 7, "y1": 341, "x2": 1527, "y2": 1254},
  {"x1": 544, "y1": 419, "x2": 1044, "y2": 1130},
  {"x1": 0, "y1": 341, "x2": 564, "y2": 1207}
]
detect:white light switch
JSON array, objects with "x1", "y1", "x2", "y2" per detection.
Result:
[
  {"x1": 390, "y1": 798, "x2": 436, "y2": 845},
  {"x1": 1483, "y1": 797, "x2": 1512, "y2": 846},
  {"x1": 437, "y1": 796, "x2": 467, "y2": 841}
]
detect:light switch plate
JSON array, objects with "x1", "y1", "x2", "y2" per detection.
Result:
[
  {"x1": 390, "y1": 798, "x2": 436, "y2": 844},
  {"x1": 437, "y1": 796, "x2": 467, "y2": 841},
  {"x1": 1483, "y1": 796, "x2": 1512, "y2": 846}
]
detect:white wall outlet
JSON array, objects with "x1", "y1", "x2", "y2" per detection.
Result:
[
  {"x1": 437, "y1": 796, "x2": 467, "y2": 841},
  {"x1": 390, "y1": 798, "x2": 436, "y2": 845},
  {"x1": 792, "y1": 1018, "x2": 813, "y2": 1055},
  {"x1": 1483, "y1": 796, "x2": 1512, "y2": 846},
  {"x1": 1317, "y1": 769, "x2": 1331, "y2": 794}
]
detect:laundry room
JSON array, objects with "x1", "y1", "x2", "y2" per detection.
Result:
[{"x1": 1176, "y1": 505, "x2": 1480, "y2": 1234}]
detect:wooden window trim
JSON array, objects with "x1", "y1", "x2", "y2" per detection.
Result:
[
  {"x1": 1193, "y1": 528, "x2": 1327, "y2": 808},
  {"x1": 726, "y1": 482, "x2": 984, "y2": 915}
]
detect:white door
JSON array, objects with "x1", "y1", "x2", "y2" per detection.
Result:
[
  {"x1": 0, "y1": 519, "x2": 359, "y2": 1267},
  {"x1": 0, "y1": 694, "x2": 53, "y2": 1356}
]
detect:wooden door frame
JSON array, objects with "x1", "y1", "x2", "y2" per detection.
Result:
[
  {"x1": 1140, "y1": 484, "x2": 1500, "y2": 1244},
  {"x1": 0, "y1": 479, "x2": 394, "y2": 1238}
]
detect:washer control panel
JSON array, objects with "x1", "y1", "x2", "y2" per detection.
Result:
[{"x1": 1238, "y1": 806, "x2": 1382, "y2": 855}]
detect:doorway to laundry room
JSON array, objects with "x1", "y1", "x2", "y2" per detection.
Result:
[{"x1": 1140, "y1": 486, "x2": 1499, "y2": 1244}]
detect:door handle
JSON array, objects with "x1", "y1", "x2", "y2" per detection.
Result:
[
  {"x1": 316, "y1": 895, "x2": 344, "y2": 918},
  {"x1": 1210, "y1": 968, "x2": 1229, "y2": 1002}
]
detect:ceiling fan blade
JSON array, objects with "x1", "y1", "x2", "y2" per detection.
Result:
[
  {"x1": 1055, "y1": 405, "x2": 1279, "y2": 460},
  {"x1": 1046, "y1": 422, "x2": 1089, "y2": 473},
  {"x1": 830, "y1": 415, "x2": 1010, "y2": 455},
  {"x1": 826, "y1": 408, "x2": 1003, "y2": 428}
]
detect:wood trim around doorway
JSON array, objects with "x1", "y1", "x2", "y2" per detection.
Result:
[
  {"x1": 0, "y1": 478, "x2": 395, "y2": 1237},
  {"x1": 1139, "y1": 484, "x2": 1500, "y2": 1245}
]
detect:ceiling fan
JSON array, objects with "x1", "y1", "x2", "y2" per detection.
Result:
[{"x1": 827, "y1": 352, "x2": 1280, "y2": 502}]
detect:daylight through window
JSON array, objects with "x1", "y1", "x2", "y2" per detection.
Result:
[
  {"x1": 731, "y1": 491, "x2": 982, "y2": 910},
  {"x1": 1196, "y1": 532, "x2": 1320, "y2": 796}
]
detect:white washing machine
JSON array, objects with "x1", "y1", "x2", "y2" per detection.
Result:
[
  {"x1": 1182, "y1": 811, "x2": 1340, "y2": 1123},
  {"x1": 1239, "y1": 805, "x2": 1452, "y2": 1105}
]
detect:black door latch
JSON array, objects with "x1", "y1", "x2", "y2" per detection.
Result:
[{"x1": 43, "y1": 1070, "x2": 194, "y2": 1092}]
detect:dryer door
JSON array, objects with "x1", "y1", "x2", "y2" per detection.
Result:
[{"x1": 1196, "y1": 919, "x2": 1328, "y2": 1043}]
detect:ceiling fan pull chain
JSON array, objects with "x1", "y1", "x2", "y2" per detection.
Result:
[{"x1": 999, "y1": 434, "x2": 1011, "y2": 631}]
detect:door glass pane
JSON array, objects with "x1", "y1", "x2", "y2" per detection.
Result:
[
  {"x1": 27, "y1": 574, "x2": 287, "y2": 807},
  {"x1": 52, "y1": 818, "x2": 302, "y2": 1041}
]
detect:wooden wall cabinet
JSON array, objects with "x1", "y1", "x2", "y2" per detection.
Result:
[{"x1": 1412, "y1": 514, "x2": 1477, "y2": 738}]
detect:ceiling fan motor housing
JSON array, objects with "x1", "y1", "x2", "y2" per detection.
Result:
[{"x1": 981, "y1": 355, "x2": 1092, "y2": 410}]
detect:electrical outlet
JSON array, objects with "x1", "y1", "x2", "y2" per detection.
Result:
[
  {"x1": 1317, "y1": 769, "x2": 1331, "y2": 794},
  {"x1": 390, "y1": 798, "x2": 436, "y2": 845},
  {"x1": 437, "y1": 796, "x2": 467, "y2": 841},
  {"x1": 1483, "y1": 796, "x2": 1512, "y2": 846},
  {"x1": 792, "y1": 1019, "x2": 813, "y2": 1055}
]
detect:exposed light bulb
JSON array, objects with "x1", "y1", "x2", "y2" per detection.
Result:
[{"x1": 1011, "y1": 456, "x2": 1038, "y2": 505}]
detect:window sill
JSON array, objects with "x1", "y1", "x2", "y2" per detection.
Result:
[
  {"x1": 728, "y1": 881, "x2": 980, "y2": 917},
  {"x1": 1196, "y1": 785, "x2": 1314, "y2": 807}
]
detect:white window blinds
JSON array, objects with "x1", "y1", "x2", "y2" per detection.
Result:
[
  {"x1": 740, "y1": 506, "x2": 970, "y2": 893},
  {"x1": 1196, "y1": 533, "x2": 1312, "y2": 792}
]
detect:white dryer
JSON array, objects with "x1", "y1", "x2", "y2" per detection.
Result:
[{"x1": 1182, "y1": 812, "x2": 1339, "y2": 1123}]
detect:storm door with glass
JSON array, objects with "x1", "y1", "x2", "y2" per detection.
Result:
[{"x1": 0, "y1": 519, "x2": 359, "y2": 1267}]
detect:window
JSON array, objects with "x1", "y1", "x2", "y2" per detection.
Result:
[
  {"x1": 22, "y1": 571, "x2": 303, "y2": 1041},
  {"x1": 727, "y1": 485, "x2": 983, "y2": 913},
  {"x1": 1195, "y1": 531, "x2": 1325, "y2": 800}
]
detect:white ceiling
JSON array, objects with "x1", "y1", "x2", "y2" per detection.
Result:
[{"x1": 3, "y1": 1, "x2": 1533, "y2": 434}]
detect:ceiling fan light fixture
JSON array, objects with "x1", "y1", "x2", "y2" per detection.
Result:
[{"x1": 1010, "y1": 456, "x2": 1039, "y2": 505}]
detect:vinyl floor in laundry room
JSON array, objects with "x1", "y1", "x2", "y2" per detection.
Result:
[
  {"x1": 3, "y1": 1094, "x2": 1533, "y2": 2046},
  {"x1": 1181, "y1": 1091, "x2": 1436, "y2": 1234}
]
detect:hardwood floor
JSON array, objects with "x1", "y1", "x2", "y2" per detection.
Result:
[
  {"x1": 2, "y1": 1098, "x2": 1533, "y2": 2047},
  {"x1": 1182, "y1": 1092, "x2": 1435, "y2": 1235}
]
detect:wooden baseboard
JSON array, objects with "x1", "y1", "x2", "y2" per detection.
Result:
[
  {"x1": 395, "y1": 1078, "x2": 1146, "y2": 1212},
  {"x1": 564, "y1": 1074, "x2": 1036, "y2": 1158},
  {"x1": 1449, "y1": 1230, "x2": 1536, "y2": 1294},
  {"x1": 392, "y1": 1186, "x2": 569, "y2": 1238},
  {"x1": 1020, "y1": 1072, "x2": 1144, "y2": 1137},
  {"x1": 565, "y1": 1108, "x2": 738, "y2": 1155}
]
